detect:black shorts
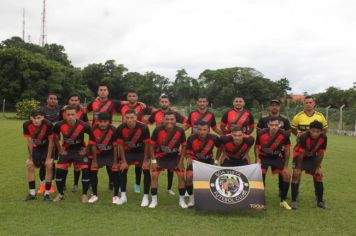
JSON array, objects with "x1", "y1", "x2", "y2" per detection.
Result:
[
  {"x1": 126, "y1": 152, "x2": 145, "y2": 166},
  {"x1": 221, "y1": 158, "x2": 248, "y2": 167},
  {"x1": 187, "y1": 158, "x2": 214, "y2": 172},
  {"x1": 57, "y1": 149, "x2": 89, "y2": 169},
  {"x1": 293, "y1": 156, "x2": 318, "y2": 175},
  {"x1": 91, "y1": 154, "x2": 117, "y2": 171},
  {"x1": 154, "y1": 155, "x2": 181, "y2": 174},
  {"x1": 260, "y1": 155, "x2": 285, "y2": 174},
  {"x1": 32, "y1": 147, "x2": 49, "y2": 168}
]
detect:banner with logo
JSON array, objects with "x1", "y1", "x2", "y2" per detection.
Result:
[{"x1": 193, "y1": 161, "x2": 265, "y2": 211}]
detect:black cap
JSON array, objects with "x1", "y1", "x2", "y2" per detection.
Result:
[
  {"x1": 270, "y1": 99, "x2": 281, "y2": 105},
  {"x1": 97, "y1": 112, "x2": 110, "y2": 121},
  {"x1": 30, "y1": 109, "x2": 44, "y2": 117}
]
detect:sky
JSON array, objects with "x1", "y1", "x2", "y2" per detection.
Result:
[{"x1": 1, "y1": 0, "x2": 356, "y2": 94}]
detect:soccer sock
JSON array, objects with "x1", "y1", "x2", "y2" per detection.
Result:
[
  {"x1": 29, "y1": 181, "x2": 36, "y2": 195},
  {"x1": 151, "y1": 188, "x2": 158, "y2": 196},
  {"x1": 39, "y1": 166, "x2": 45, "y2": 182},
  {"x1": 135, "y1": 165, "x2": 142, "y2": 186},
  {"x1": 62, "y1": 169, "x2": 68, "y2": 188},
  {"x1": 186, "y1": 185, "x2": 193, "y2": 196},
  {"x1": 106, "y1": 166, "x2": 113, "y2": 185},
  {"x1": 178, "y1": 188, "x2": 186, "y2": 196},
  {"x1": 45, "y1": 182, "x2": 51, "y2": 195},
  {"x1": 280, "y1": 181, "x2": 290, "y2": 201},
  {"x1": 278, "y1": 174, "x2": 283, "y2": 194},
  {"x1": 314, "y1": 180, "x2": 324, "y2": 203},
  {"x1": 120, "y1": 169, "x2": 128, "y2": 193},
  {"x1": 81, "y1": 168, "x2": 90, "y2": 195},
  {"x1": 112, "y1": 171, "x2": 120, "y2": 197},
  {"x1": 90, "y1": 170, "x2": 98, "y2": 196},
  {"x1": 167, "y1": 170, "x2": 174, "y2": 190},
  {"x1": 291, "y1": 183, "x2": 300, "y2": 202},
  {"x1": 74, "y1": 169, "x2": 80, "y2": 186},
  {"x1": 143, "y1": 170, "x2": 151, "y2": 195},
  {"x1": 55, "y1": 169, "x2": 66, "y2": 195}
]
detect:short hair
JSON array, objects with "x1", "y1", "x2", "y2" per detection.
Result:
[
  {"x1": 97, "y1": 112, "x2": 110, "y2": 121},
  {"x1": 310, "y1": 120, "x2": 323, "y2": 130},
  {"x1": 124, "y1": 109, "x2": 137, "y2": 116},
  {"x1": 234, "y1": 96, "x2": 244, "y2": 100},
  {"x1": 268, "y1": 116, "x2": 280, "y2": 123},
  {"x1": 30, "y1": 109, "x2": 44, "y2": 117},
  {"x1": 160, "y1": 94, "x2": 169, "y2": 100},
  {"x1": 98, "y1": 83, "x2": 109, "y2": 90},
  {"x1": 67, "y1": 94, "x2": 81, "y2": 102},
  {"x1": 47, "y1": 92, "x2": 58, "y2": 98},
  {"x1": 198, "y1": 121, "x2": 209, "y2": 127},
  {"x1": 304, "y1": 96, "x2": 315, "y2": 101},
  {"x1": 198, "y1": 95, "x2": 208, "y2": 101},
  {"x1": 164, "y1": 110, "x2": 176, "y2": 117},
  {"x1": 127, "y1": 89, "x2": 137, "y2": 95},
  {"x1": 231, "y1": 126, "x2": 243, "y2": 133},
  {"x1": 64, "y1": 105, "x2": 77, "y2": 112}
]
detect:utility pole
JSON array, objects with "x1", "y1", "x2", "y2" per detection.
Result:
[
  {"x1": 40, "y1": 0, "x2": 47, "y2": 47},
  {"x1": 338, "y1": 104, "x2": 345, "y2": 131},
  {"x1": 22, "y1": 8, "x2": 25, "y2": 41}
]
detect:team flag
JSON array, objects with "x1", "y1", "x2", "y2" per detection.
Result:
[{"x1": 193, "y1": 161, "x2": 265, "y2": 211}]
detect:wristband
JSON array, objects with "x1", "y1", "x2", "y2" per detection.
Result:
[{"x1": 151, "y1": 159, "x2": 157, "y2": 164}]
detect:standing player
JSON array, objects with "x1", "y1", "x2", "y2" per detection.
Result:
[
  {"x1": 118, "y1": 90, "x2": 153, "y2": 193},
  {"x1": 116, "y1": 109, "x2": 151, "y2": 206},
  {"x1": 147, "y1": 94, "x2": 187, "y2": 195},
  {"x1": 255, "y1": 117, "x2": 292, "y2": 210},
  {"x1": 88, "y1": 112, "x2": 120, "y2": 204},
  {"x1": 184, "y1": 95, "x2": 221, "y2": 135},
  {"x1": 149, "y1": 111, "x2": 187, "y2": 208},
  {"x1": 220, "y1": 96, "x2": 255, "y2": 135},
  {"x1": 257, "y1": 99, "x2": 291, "y2": 197},
  {"x1": 185, "y1": 121, "x2": 221, "y2": 207},
  {"x1": 52, "y1": 105, "x2": 91, "y2": 203},
  {"x1": 291, "y1": 121, "x2": 328, "y2": 209},
  {"x1": 218, "y1": 127, "x2": 255, "y2": 167},
  {"x1": 23, "y1": 109, "x2": 54, "y2": 201},
  {"x1": 60, "y1": 94, "x2": 90, "y2": 192}
]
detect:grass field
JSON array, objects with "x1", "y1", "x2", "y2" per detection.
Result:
[{"x1": 1, "y1": 118, "x2": 356, "y2": 236}]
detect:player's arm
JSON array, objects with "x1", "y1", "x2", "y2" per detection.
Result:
[
  {"x1": 283, "y1": 145, "x2": 291, "y2": 169},
  {"x1": 178, "y1": 145, "x2": 186, "y2": 171},
  {"x1": 45, "y1": 138, "x2": 54, "y2": 163},
  {"x1": 247, "y1": 113, "x2": 255, "y2": 135},
  {"x1": 291, "y1": 128, "x2": 298, "y2": 136},
  {"x1": 220, "y1": 112, "x2": 229, "y2": 134},
  {"x1": 212, "y1": 126, "x2": 222, "y2": 135},
  {"x1": 118, "y1": 142, "x2": 128, "y2": 171},
  {"x1": 113, "y1": 144, "x2": 119, "y2": 170}
]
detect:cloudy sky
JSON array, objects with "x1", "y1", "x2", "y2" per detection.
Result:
[{"x1": 1, "y1": 0, "x2": 355, "y2": 94}]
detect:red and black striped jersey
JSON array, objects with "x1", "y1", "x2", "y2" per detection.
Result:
[
  {"x1": 119, "y1": 103, "x2": 153, "y2": 122},
  {"x1": 53, "y1": 120, "x2": 91, "y2": 149},
  {"x1": 186, "y1": 110, "x2": 217, "y2": 134},
  {"x1": 147, "y1": 110, "x2": 187, "y2": 126},
  {"x1": 23, "y1": 119, "x2": 54, "y2": 148},
  {"x1": 116, "y1": 121, "x2": 150, "y2": 153},
  {"x1": 221, "y1": 109, "x2": 254, "y2": 134},
  {"x1": 89, "y1": 124, "x2": 117, "y2": 155},
  {"x1": 151, "y1": 126, "x2": 186, "y2": 158},
  {"x1": 297, "y1": 131, "x2": 327, "y2": 157},
  {"x1": 221, "y1": 134, "x2": 254, "y2": 159},
  {"x1": 86, "y1": 99, "x2": 121, "y2": 125},
  {"x1": 256, "y1": 129, "x2": 290, "y2": 157},
  {"x1": 186, "y1": 134, "x2": 221, "y2": 160}
]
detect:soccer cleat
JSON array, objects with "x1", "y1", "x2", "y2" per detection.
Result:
[
  {"x1": 53, "y1": 194, "x2": 65, "y2": 202},
  {"x1": 43, "y1": 194, "x2": 52, "y2": 202},
  {"x1": 71, "y1": 185, "x2": 78, "y2": 193},
  {"x1": 118, "y1": 195, "x2": 127, "y2": 205},
  {"x1": 88, "y1": 195, "x2": 99, "y2": 203},
  {"x1": 291, "y1": 201, "x2": 298, "y2": 210},
  {"x1": 317, "y1": 201, "x2": 328, "y2": 209},
  {"x1": 141, "y1": 196, "x2": 149, "y2": 207},
  {"x1": 49, "y1": 184, "x2": 55, "y2": 193},
  {"x1": 112, "y1": 196, "x2": 120, "y2": 205},
  {"x1": 24, "y1": 194, "x2": 36, "y2": 201},
  {"x1": 81, "y1": 194, "x2": 89, "y2": 203},
  {"x1": 134, "y1": 184, "x2": 141, "y2": 193},
  {"x1": 37, "y1": 184, "x2": 45, "y2": 195},
  {"x1": 179, "y1": 199, "x2": 188, "y2": 209},
  {"x1": 280, "y1": 200, "x2": 292, "y2": 210},
  {"x1": 167, "y1": 189, "x2": 176, "y2": 195},
  {"x1": 187, "y1": 196, "x2": 195, "y2": 208},
  {"x1": 149, "y1": 199, "x2": 158, "y2": 208}
]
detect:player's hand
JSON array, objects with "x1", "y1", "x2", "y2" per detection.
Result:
[
  {"x1": 282, "y1": 167, "x2": 290, "y2": 178},
  {"x1": 26, "y1": 159, "x2": 34, "y2": 167},
  {"x1": 138, "y1": 102, "x2": 147, "y2": 109},
  {"x1": 45, "y1": 158, "x2": 53, "y2": 167},
  {"x1": 315, "y1": 167, "x2": 323, "y2": 177},
  {"x1": 170, "y1": 107, "x2": 178, "y2": 112},
  {"x1": 120, "y1": 161, "x2": 128, "y2": 172},
  {"x1": 59, "y1": 149, "x2": 67, "y2": 156},
  {"x1": 79, "y1": 148, "x2": 87, "y2": 156},
  {"x1": 142, "y1": 159, "x2": 150, "y2": 169},
  {"x1": 294, "y1": 168, "x2": 301, "y2": 178},
  {"x1": 91, "y1": 160, "x2": 98, "y2": 170}
]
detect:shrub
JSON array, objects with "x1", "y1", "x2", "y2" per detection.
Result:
[{"x1": 16, "y1": 99, "x2": 40, "y2": 119}]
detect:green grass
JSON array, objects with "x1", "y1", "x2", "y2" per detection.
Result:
[{"x1": 1, "y1": 119, "x2": 356, "y2": 236}]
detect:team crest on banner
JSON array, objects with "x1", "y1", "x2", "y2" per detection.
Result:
[{"x1": 193, "y1": 161, "x2": 265, "y2": 211}]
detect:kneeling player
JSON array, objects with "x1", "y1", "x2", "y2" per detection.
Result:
[
  {"x1": 185, "y1": 121, "x2": 221, "y2": 207},
  {"x1": 149, "y1": 111, "x2": 187, "y2": 208},
  {"x1": 89, "y1": 112, "x2": 120, "y2": 204},
  {"x1": 53, "y1": 105, "x2": 91, "y2": 203},
  {"x1": 23, "y1": 109, "x2": 54, "y2": 201},
  {"x1": 219, "y1": 127, "x2": 254, "y2": 167},
  {"x1": 116, "y1": 109, "x2": 151, "y2": 206},
  {"x1": 291, "y1": 120, "x2": 328, "y2": 209},
  {"x1": 255, "y1": 117, "x2": 291, "y2": 210}
]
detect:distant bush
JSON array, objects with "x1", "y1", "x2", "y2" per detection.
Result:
[{"x1": 16, "y1": 99, "x2": 40, "y2": 119}]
